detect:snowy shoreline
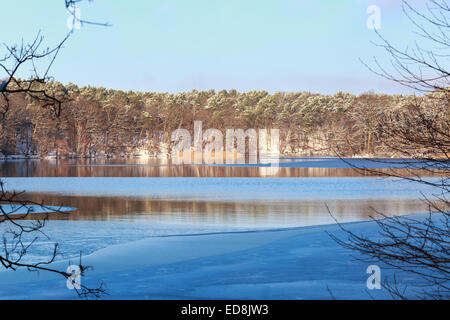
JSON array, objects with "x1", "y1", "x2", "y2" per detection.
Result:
[{"x1": 0, "y1": 213, "x2": 438, "y2": 299}]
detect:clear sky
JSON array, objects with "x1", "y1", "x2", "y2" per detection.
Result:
[{"x1": 0, "y1": 0, "x2": 434, "y2": 94}]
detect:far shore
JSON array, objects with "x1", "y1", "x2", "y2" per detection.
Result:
[{"x1": 0, "y1": 153, "x2": 432, "y2": 161}]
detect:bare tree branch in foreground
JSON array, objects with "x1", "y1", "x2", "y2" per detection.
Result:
[
  {"x1": 0, "y1": 181, "x2": 106, "y2": 298},
  {"x1": 0, "y1": 0, "x2": 109, "y2": 298},
  {"x1": 330, "y1": 0, "x2": 450, "y2": 299}
]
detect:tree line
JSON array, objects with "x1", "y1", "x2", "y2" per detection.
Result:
[{"x1": 0, "y1": 80, "x2": 448, "y2": 158}]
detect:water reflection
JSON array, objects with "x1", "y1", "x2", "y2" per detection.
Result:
[
  {"x1": 1, "y1": 158, "x2": 437, "y2": 228},
  {"x1": 0, "y1": 158, "x2": 429, "y2": 177},
  {"x1": 20, "y1": 192, "x2": 430, "y2": 228}
]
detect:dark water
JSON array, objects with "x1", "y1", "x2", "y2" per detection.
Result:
[{"x1": 0, "y1": 157, "x2": 435, "y2": 178}]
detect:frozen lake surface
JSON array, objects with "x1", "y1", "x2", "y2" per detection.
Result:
[
  {"x1": 0, "y1": 213, "x2": 446, "y2": 299},
  {"x1": 0, "y1": 204, "x2": 75, "y2": 215},
  {"x1": 0, "y1": 158, "x2": 445, "y2": 299},
  {"x1": 0, "y1": 176, "x2": 438, "y2": 263}
]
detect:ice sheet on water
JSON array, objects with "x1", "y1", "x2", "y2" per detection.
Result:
[
  {"x1": 212, "y1": 157, "x2": 446, "y2": 169},
  {"x1": 0, "y1": 220, "x2": 253, "y2": 265},
  {"x1": 0, "y1": 204, "x2": 75, "y2": 215}
]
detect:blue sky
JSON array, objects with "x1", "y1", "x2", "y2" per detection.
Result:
[{"x1": 0, "y1": 0, "x2": 432, "y2": 94}]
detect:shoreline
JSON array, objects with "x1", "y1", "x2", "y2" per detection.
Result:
[{"x1": 0, "y1": 154, "x2": 424, "y2": 161}]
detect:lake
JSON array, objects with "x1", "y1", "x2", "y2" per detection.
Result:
[{"x1": 0, "y1": 157, "x2": 439, "y2": 229}]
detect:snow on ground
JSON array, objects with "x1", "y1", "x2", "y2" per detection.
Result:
[{"x1": 0, "y1": 213, "x2": 442, "y2": 299}]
